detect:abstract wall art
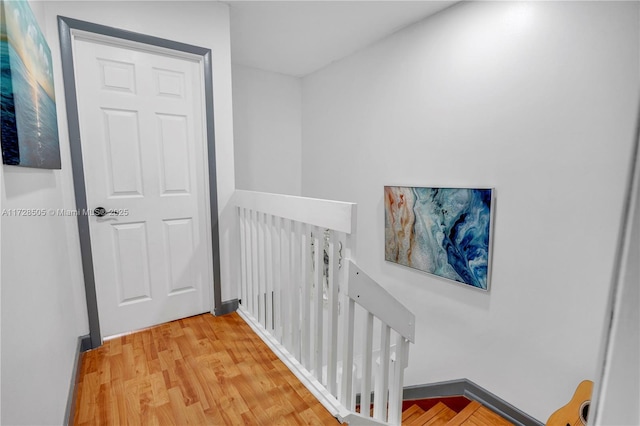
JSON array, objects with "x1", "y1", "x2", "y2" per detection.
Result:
[
  {"x1": 384, "y1": 186, "x2": 494, "y2": 290},
  {"x1": 1, "y1": 0, "x2": 61, "y2": 169}
]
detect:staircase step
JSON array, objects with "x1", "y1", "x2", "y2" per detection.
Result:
[
  {"x1": 402, "y1": 397, "x2": 515, "y2": 426},
  {"x1": 445, "y1": 401, "x2": 482, "y2": 425},
  {"x1": 464, "y1": 406, "x2": 514, "y2": 426},
  {"x1": 402, "y1": 404, "x2": 426, "y2": 424},
  {"x1": 409, "y1": 402, "x2": 457, "y2": 426}
]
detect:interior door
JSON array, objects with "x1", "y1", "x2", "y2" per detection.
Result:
[{"x1": 72, "y1": 36, "x2": 212, "y2": 338}]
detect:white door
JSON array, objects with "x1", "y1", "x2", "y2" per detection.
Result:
[{"x1": 73, "y1": 36, "x2": 213, "y2": 338}]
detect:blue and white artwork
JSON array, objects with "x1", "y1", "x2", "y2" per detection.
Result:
[
  {"x1": 1, "y1": 0, "x2": 61, "y2": 169},
  {"x1": 384, "y1": 186, "x2": 494, "y2": 290}
]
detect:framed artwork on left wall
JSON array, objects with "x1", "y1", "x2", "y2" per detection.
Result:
[
  {"x1": 384, "y1": 186, "x2": 494, "y2": 291},
  {"x1": 1, "y1": 0, "x2": 61, "y2": 169}
]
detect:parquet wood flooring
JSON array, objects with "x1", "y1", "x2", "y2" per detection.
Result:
[
  {"x1": 402, "y1": 400, "x2": 515, "y2": 426},
  {"x1": 73, "y1": 313, "x2": 339, "y2": 425}
]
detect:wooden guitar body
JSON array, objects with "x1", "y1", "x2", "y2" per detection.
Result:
[{"x1": 546, "y1": 380, "x2": 594, "y2": 426}]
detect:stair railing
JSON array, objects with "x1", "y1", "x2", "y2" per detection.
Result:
[{"x1": 233, "y1": 190, "x2": 415, "y2": 425}]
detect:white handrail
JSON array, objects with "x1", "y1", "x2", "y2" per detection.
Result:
[
  {"x1": 233, "y1": 190, "x2": 413, "y2": 425},
  {"x1": 346, "y1": 261, "x2": 415, "y2": 343},
  {"x1": 233, "y1": 189, "x2": 357, "y2": 234}
]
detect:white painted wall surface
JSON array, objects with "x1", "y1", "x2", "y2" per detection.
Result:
[
  {"x1": 1, "y1": 3, "x2": 86, "y2": 424},
  {"x1": 1, "y1": 2, "x2": 235, "y2": 424},
  {"x1": 233, "y1": 64, "x2": 302, "y2": 195},
  {"x1": 301, "y1": 1, "x2": 639, "y2": 422}
]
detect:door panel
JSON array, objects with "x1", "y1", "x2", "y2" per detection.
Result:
[
  {"x1": 112, "y1": 222, "x2": 152, "y2": 305},
  {"x1": 154, "y1": 68, "x2": 185, "y2": 98},
  {"x1": 73, "y1": 38, "x2": 212, "y2": 337},
  {"x1": 102, "y1": 108, "x2": 144, "y2": 196},
  {"x1": 163, "y1": 218, "x2": 198, "y2": 294},
  {"x1": 99, "y1": 58, "x2": 136, "y2": 93},
  {"x1": 157, "y1": 113, "x2": 191, "y2": 194}
]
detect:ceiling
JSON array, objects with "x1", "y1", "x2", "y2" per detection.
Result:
[{"x1": 226, "y1": 1, "x2": 459, "y2": 77}]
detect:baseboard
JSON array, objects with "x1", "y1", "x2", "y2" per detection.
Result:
[
  {"x1": 80, "y1": 335, "x2": 92, "y2": 352},
  {"x1": 214, "y1": 298, "x2": 239, "y2": 316},
  {"x1": 64, "y1": 335, "x2": 90, "y2": 426},
  {"x1": 402, "y1": 379, "x2": 544, "y2": 426}
]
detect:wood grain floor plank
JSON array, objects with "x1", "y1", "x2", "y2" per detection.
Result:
[
  {"x1": 167, "y1": 387, "x2": 188, "y2": 425},
  {"x1": 465, "y1": 406, "x2": 514, "y2": 426},
  {"x1": 153, "y1": 403, "x2": 175, "y2": 425},
  {"x1": 109, "y1": 351, "x2": 124, "y2": 383},
  {"x1": 445, "y1": 400, "x2": 482, "y2": 425},
  {"x1": 124, "y1": 379, "x2": 142, "y2": 426},
  {"x1": 423, "y1": 406, "x2": 456, "y2": 426},
  {"x1": 77, "y1": 372, "x2": 98, "y2": 423},
  {"x1": 408, "y1": 401, "x2": 449, "y2": 425},
  {"x1": 74, "y1": 313, "x2": 339, "y2": 425},
  {"x1": 403, "y1": 404, "x2": 426, "y2": 423}
]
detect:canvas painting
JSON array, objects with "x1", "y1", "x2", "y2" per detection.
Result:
[
  {"x1": 1, "y1": 0, "x2": 61, "y2": 169},
  {"x1": 384, "y1": 186, "x2": 494, "y2": 290}
]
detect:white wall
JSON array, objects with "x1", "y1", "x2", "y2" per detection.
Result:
[
  {"x1": 301, "y1": 1, "x2": 639, "y2": 422},
  {"x1": 232, "y1": 64, "x2": 302, "y2": 195},
  {"x1": 1, "y1": 1, "x2": 88, "y2": 423},
  {"x1": 1, "y1": 1, "x2": 235, "y2": 424}
]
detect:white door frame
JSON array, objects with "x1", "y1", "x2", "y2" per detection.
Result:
[{"x1": 58, "y1": 16, "x2": 222, "y2": 349}]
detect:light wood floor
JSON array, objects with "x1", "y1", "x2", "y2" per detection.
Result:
[{"x1": 73, "y1": 313, "x2": 340, "y2": 425}]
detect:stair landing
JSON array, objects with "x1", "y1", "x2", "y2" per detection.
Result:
[{"x1": 402, "y1": 399, "x2": 514, "y2": 425}]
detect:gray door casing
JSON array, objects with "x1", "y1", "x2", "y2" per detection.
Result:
[{"x1": 58, "y1": 16, "x2": 222, "y2": 349}]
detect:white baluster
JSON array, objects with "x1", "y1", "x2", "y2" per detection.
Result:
[
  {"x1": 243, "y1": 208, "x2": 252, "y2": 314},
  {"x1": 340, "y1": 297, "x2": 356, "y2": 411},
  {"x1": 265, "y1": 214, "x2": 274, "y2": 331},
  {"x1": 272, "y1": 216, "x2": 283, "y2": 342},
  {"x1": 258, "y1": 212, "x2": 266, "y2": 327},
  {"x1": 281, "y1": 219, "x2": 292, "y2": 350},
  {"x1": 300, "y1": 223, "x2": 311, "y2": 369},
  {"x1": 238, "y1": 207, "x2": 247, "y2": 309},
  {"x1": 250, "y1": 209, "x2": 259, "y2": 318},
  {"x1": 327, "y1": 232, "x2": 340, "y2": 397},
  {"x1": 361, "y1": 312, "x2": 374, "y2": 417},
  {"x1": 248, "y1": 209, "x2": 253, "y2": 316},
  {"x1": 374, "y1": 323, "x2": 391, "y2": 422},
  {"x1": 291, "y1": 221, "x2": 301, "y2": 361},
  {"x1": 313, "y1": 227, "x2": 324, "y2": 382},
  {"x1": 388, "y1": 334, "x2": 408, "y2": 426}
]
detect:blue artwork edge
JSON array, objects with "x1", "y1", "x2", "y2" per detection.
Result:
[{"x1": 1, "y1": 0, "x2": 61, "y2": 169}]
